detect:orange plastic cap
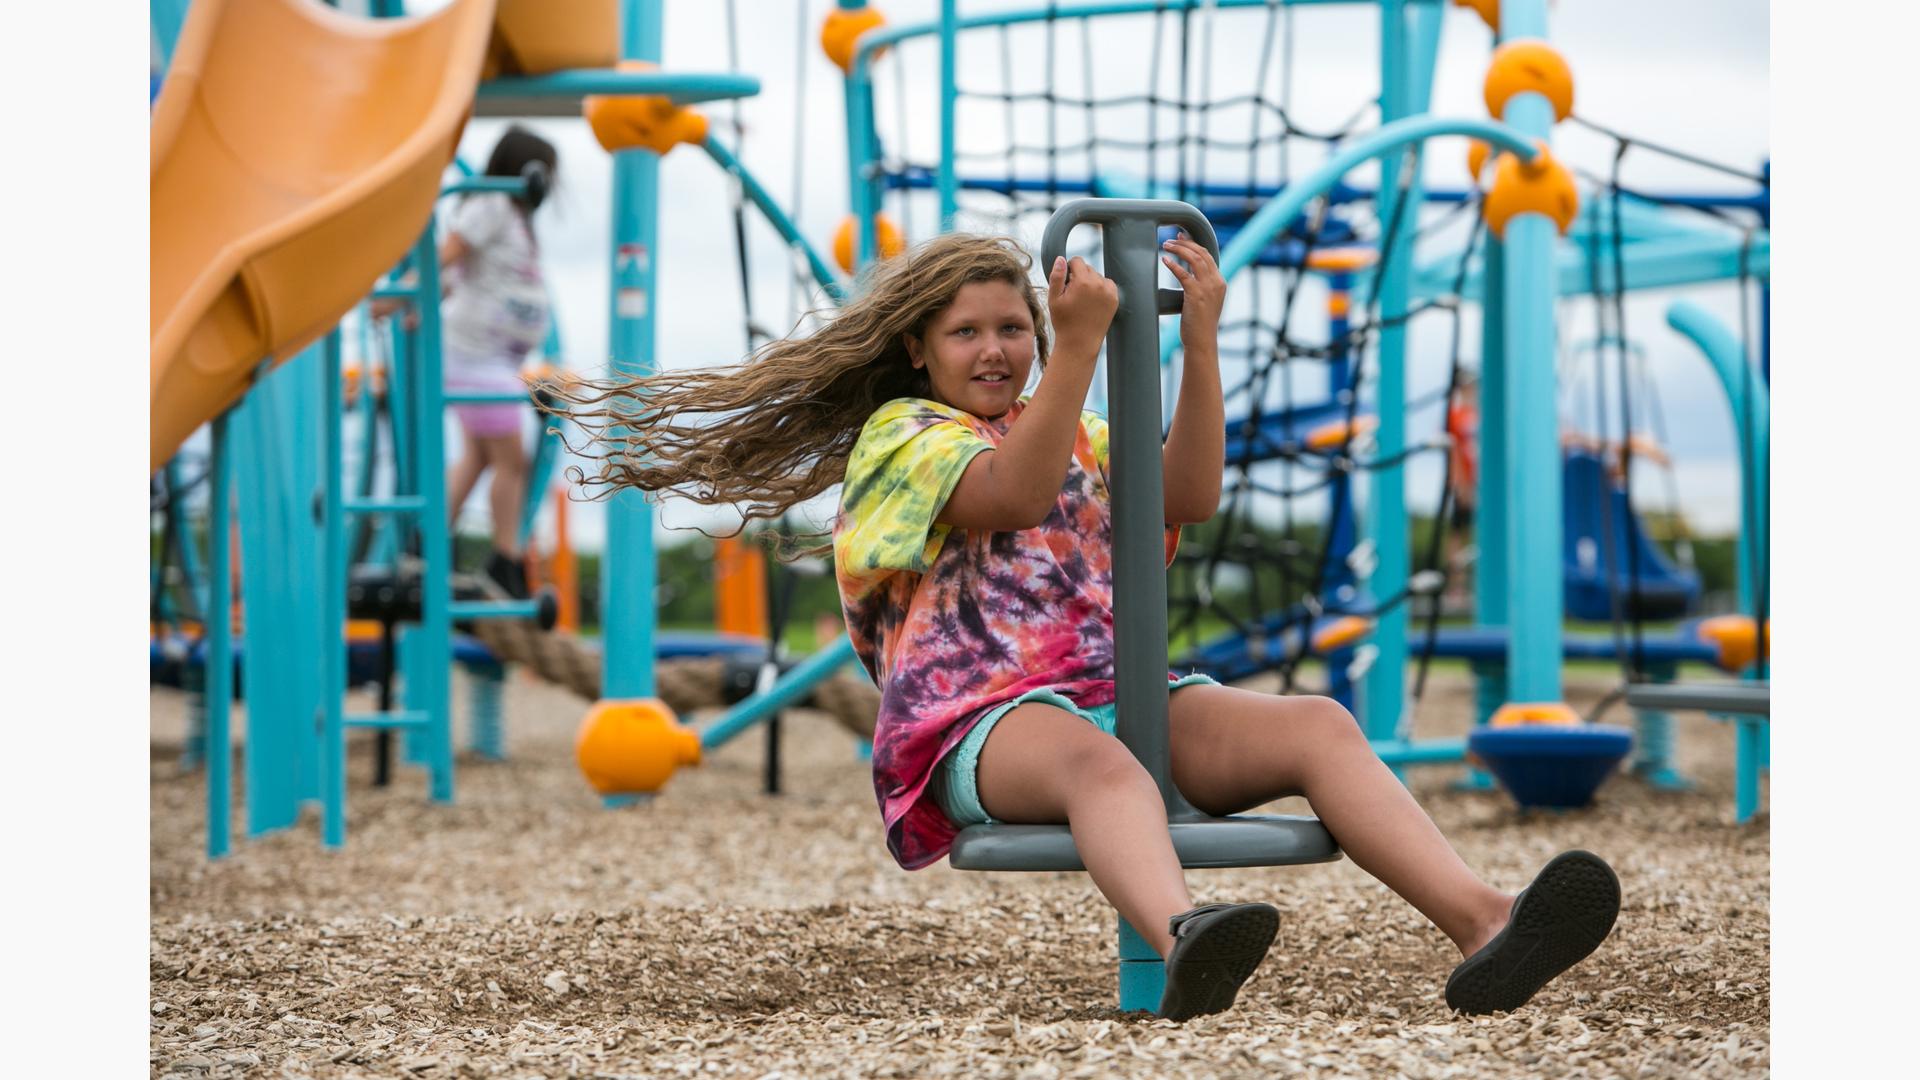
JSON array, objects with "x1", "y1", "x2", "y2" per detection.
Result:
[
  {"x1": 584, "y1": 61, "x2": 710, "y2": 156},
  {"x1": 1696, "y1": 615, "x2": 1770, "y2": 673},
  {"x1": 1311, "y1": 616, "x2": 1375, "y2": 654},
  {"x1": 1454, "y1": 0, "x2": 1500, "y2": 32},
  {"x1": 575, "y1": 698, "x2": 700, "y2": 795},
  {"x1": 1490, "y1": 701, "x2": 1582, "y2": 728},
  {"x1": 1305, "y1": 415, "x2": 1380, "y2": 452},
  {"x1": 832, "y1": 212, "x2": 906, "y2": 273},
  {"x1": 821, "y1": 6, "x2": 888, "y2": 75},
  {"x1": 1467, "y1": 139, "x2": 1492, "y2": 183},
  {"x1": 1484, "y1": 39, "x2": 1574, "y2": 122},
  {"x1": 1482, "y1": 144, "x2": 1579, "y2": 238},
  {"x1": 1305, "y1": 246, "x2": 1377, "y2": 274}
]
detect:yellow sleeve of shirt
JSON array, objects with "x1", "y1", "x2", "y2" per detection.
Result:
[{"x1": 835, "y1": 398, "x2": 993, "y2": 593}]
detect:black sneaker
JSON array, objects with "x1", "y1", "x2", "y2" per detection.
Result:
[
  {"x1": 1445, "y1": 850, "x2": 1621, "y2": 1014},
  {"x1": 1155, "y1": 902, "x2": 1279, "y2": 1021},
  {"x1": 484, "y1": 550, "x2": 529, "y2": 599}
]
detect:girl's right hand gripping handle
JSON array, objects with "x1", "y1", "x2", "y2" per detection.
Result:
[{"x1": 1039, "y1": 199, "x2": 1221, "y2": 317}]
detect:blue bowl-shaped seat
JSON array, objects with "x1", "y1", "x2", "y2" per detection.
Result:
[{"x1": 1468, "y1": 725, "x2": 1633, "y2": 809}]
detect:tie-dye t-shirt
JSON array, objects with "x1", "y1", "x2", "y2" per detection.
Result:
[{"x1": 834, "y1": 396, "x2": 1180, "y2": 870}]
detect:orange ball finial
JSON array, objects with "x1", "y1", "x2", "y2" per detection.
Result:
[
  {"x1": 1484, "y1": 39, "x2": 1574, "y2": 122},
  {"x1": 1467, "y1": 139, "x2": 1493, "y2": 183},
  {"x1": 1482, "y1": 144, "x2": 1579, "y2": 238},
  {"x1": 1489, "y1": 702, "x2": 1581, "y2": 728},
  {"x1": 575, "y1": 698, "x2": 700, "y2": 796},
  {"x1": 1453, "y1": 0, "x2": 1499, "y2": 33},
  {"x1": 821, "y1": 6, "x2": 888, "y2": 75},
  {"x1": 584, "y1": 61, "x2": 710, "y2": 155},
  {"x1": 832, "y1": 213, "x2": 906, "y2": 273}
]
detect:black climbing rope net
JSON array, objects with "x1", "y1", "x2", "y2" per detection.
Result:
[
  {"x1": 1561, "y1": 116, "x2": 1770, "y2": 714},
  {"x1": 859, "y1": 2, "x2": 1478, "y2": 708}
]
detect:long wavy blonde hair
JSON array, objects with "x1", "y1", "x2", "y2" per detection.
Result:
[{"x1": 553, "y1": 233, "x2": 1050, "y2": 540}]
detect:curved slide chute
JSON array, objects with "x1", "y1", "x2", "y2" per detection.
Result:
[{"x1": 150, "y1": 0, "x2": 497, "y2": 470}]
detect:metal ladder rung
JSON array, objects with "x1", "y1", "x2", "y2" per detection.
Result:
[
  {"x1": 450, "y1": 599, "x2": 539, "y2": 621},
  {"x1": 344, "y1": 710, "x2": 431, "y2": 730},
  {"x1": 345, "y1": 496, "x2": 426, "y2": 515}
]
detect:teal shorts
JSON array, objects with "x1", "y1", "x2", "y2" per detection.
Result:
[{"x1": 931, "y1": 674, "x2": 1219, "y2": 827}]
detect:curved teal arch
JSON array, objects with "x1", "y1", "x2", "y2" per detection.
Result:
[
  {"x1": 1159, "y1": 115, "x2": 1541, "y2": 366},
  {"x1": 1666, "y1": 300, "x2": 1768, "y2": 622}
]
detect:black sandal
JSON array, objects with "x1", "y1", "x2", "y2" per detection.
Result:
[
  {"x1": 1155, "y1": 902, "x2": 1280, "y2": 1021},
  {"x1": 1445, "y1": 850, "x2": 1621, "y2": 1014}
]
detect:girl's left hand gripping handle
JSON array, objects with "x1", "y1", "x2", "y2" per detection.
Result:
[{"x1": 1039, "y1": 199, "x2": 1221, "y2": 318}]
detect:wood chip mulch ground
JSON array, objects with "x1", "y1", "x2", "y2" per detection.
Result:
[{"x1": 151, "y1": 667, "x2": 1768, "y2": 1078}]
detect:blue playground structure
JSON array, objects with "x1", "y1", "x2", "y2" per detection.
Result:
[
  {"x1": 151, "y1": 0, "x2": 1768, "y2": 937},
  {"x1": 149, "y1": 0, "x2": 1769, "y2": 1019}
]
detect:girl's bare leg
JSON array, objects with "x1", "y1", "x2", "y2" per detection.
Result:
[
  {"x1": 975, "y1": 704, "x2": 1193, "y2": 958},
  {"x1": 1168, "y1": 686, "x2": 1513, "y2": 957},
  {"x1": 446, "y1": 428, "x2": 487, "y2": 528},
  {"x1": 476, "y1": 432, "x2": 528, "y2": 557}
]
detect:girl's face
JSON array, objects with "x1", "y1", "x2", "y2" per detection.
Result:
[{"x1": 906, "y1": 280, "x2": 1037, "y2": 420}]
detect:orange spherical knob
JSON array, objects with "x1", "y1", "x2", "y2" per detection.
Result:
[
  {"x1": 584, "y1": 61, "x2": 710, "y2": 156},
  {"x1": 575, "y1": 698, "x2": 700, "y2": 796},
  {"x1": 1695, "y1": 614, "x2": 1770, "y2": 673},
  {"x1": 821, "y1": 6, "x2": 888, "y2": 75},
  {"x1": 1489, "y1": 702, "x2": 1581, "y2": 728},
  {"x1": 1484, "y1": 39, "x2": 1574, "y2": 122},
  {"x1": 1453, "y1": 0, "x2": 1500, "y2": 32},
  {"x1": 1482, "y1": 144, "x2": 1579, "y2": 238},
  {"x1": 1467, "y1": 139, "x2": 1492, "y2": 183},
  {"x1": 1310, "y1": 615, "x2": 1375, "y2": 654},
  {"x1": 832, "y1": 213, "x2": 906, "y2": 273}
]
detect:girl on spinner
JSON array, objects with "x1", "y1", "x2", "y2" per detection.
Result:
[{"x1": 563, "y1": 233, "x2": 1620, "y2": 1020}]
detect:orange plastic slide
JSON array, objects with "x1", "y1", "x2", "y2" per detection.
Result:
[{"x1": 149, "y1": 0, "x2": 497, "y2": 471}]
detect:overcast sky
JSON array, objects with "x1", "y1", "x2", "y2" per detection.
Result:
[{"x1": 328, "y1": 0, "x2": 1768, "y2": 550}]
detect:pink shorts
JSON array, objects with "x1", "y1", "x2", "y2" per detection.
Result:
[{"x1": 445, "y1": 369, "x2": 526, "y2": 440}]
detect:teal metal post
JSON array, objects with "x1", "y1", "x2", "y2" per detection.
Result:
[
  {"x1": 321, "y1": 331, "x2": 348, "y2": 846},
  {"x1": 234, "y1": 353, "x2": 326, "y2": 835},
  {"x1": 205, "y1": 412, "x2": 233, "y2": 859},
  {"x1": 408, "y1": 223, "x2": 456, "y2": 805},
  {"x1": 937, "y1": 0, "x2": 958, "y2": 228},
  {"x1": 1495, "y1": 1, "x2": 1562, "y2": 706},
  {"x1": 845, "y1": 2, "x2": 881, "y2": 267},
  {"x1": 1457, "y1": 240, "x2": 1505, "y2": 790},
  {"x1": 1359, "y1": 0, "x2": 1435, "y2": 747},
  {"x1": 603, "y1": 0, "x2": 664, "y2": 704}
]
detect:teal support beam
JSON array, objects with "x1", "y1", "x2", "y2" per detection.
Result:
[
  {"x1": 320, "y1": 331, "x2": 348, "y2": 847},
  {"x1": 233, "y1": 352, "x2": 326, "y2": 837},
  {"x1": 938, "y1": 0, "x2": 959, "y2": 228},
  {"x1": 204, "y1": 412, "x2": 232, "y2": 859},
  {"x1": 1457, "y1": 239, "x2": 1507, "y2": 789},
  {"x1": 698, "y1": 636, "x2": 859, "y2": 751},
  {"x1": 415, "y1": 221, "x2": 456, "y2": 807},
  {"x1": 845, "y1": 0, "x2": 882, "y2": 268},
  {"x1": 1665, "y1": 301, "x2": 1769, "y2": 624},
  {"x1": 603, "y1": 0, "x2": 664, "y2": 701},
  {"x1": 1411, "y1": 230, "x2": 1772, "y2": 302},
  {"x1": 1360, "y1": 0, "x2": 1441, "y2": 746},
  {"x1": 700, "y1": 136, "x2": 848, "y2": 299},
  {"x1": 475, "y1": 70, "x2": 759, "y2": 118},
  {"x1": 1496, "y1": 0, "x2": 1561, "y2": 706},
  {"x1": 1156, "y1": 115, "x2": 1538, "y2": 368},
  {"x1": 1117, "y1": 918, "x2": 1163, "y2": 1013}
]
